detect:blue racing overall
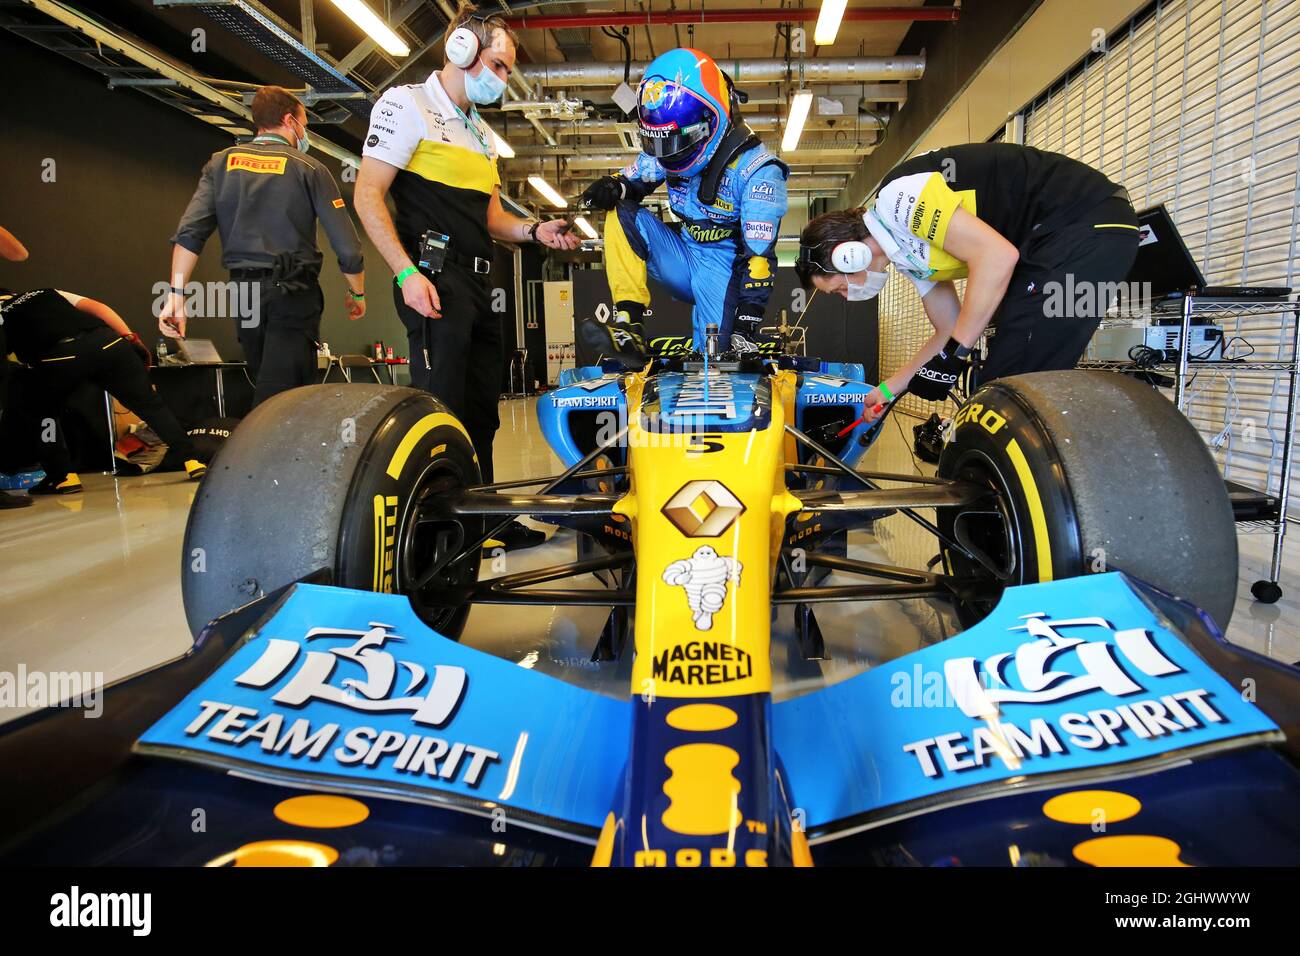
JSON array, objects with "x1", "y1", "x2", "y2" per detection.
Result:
[{"x1": 604, "y1": 144, "x2": 789, "y2": 350}]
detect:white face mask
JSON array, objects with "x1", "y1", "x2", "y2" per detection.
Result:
[
  {"x1": 845, "y1": 270, "x2": 889, "y2": 301},
  {"x1": 465, "y1": 58, "x2": 507, "y2": 104}
]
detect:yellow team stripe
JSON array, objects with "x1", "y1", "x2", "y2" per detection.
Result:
[
  {"x1": 1005, "y1": 438, "x2": 1053, "y2": 581},
  {"x1": 603, "y1": 207, "x2": 651, "y2": 307},
  {"x1": 1093, "y1": 223, "x2": 1139, "y2": 229},
  {"x1": 406, "y1": 139, "x2": 499, "y2": 194}
]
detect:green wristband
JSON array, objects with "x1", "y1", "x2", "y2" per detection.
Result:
[
  {"x1": 349, "y1": 290, "x2": 365, "y2": 300},
  {"x1": 395, "y1": 266, "x2": 418, "y2": 288},
  {"x1": 878, "y1": 382, "x2": 895, "y2": 402}
]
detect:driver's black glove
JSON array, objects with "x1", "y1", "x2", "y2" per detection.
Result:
[
  {"x1": 581, "y1": 176, "x2": 626, "y2": 211},
  {"x1": 730, "y1": 314, "x2": 782, "y2": 355},
  {"x1": 606, "y1": 320, "x2": 647, "y2": 364},
  {"x1": 908, "y1": 337, "x2": 970, "y2": 401},
  {"x1": 586, "y1": 301, "x2": 648, "y2": 369}
]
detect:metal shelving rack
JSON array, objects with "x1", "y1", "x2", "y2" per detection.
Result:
[{"x1": 1079, "y1": 295, "x2": 1300, "y2": 603}]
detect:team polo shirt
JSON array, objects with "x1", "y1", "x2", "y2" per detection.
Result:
[
  {"x1": 363, "y1": 71, "x2": 501, "y2": 261},
  {"x1": 868, "y1": 143, "x2": 1125, "y2": 296}
]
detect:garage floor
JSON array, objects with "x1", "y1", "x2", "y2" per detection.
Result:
[{"x1": 1, "y1": 397, "x2": 1296, "y2": 723}]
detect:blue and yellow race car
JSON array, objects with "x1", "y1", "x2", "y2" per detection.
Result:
[{"x1": 2, "y1": 342, "x2": 1298, "y2": 867}]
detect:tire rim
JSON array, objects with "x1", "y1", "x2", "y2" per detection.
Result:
[
  {"x1": 943, "y1": 448, "x2": 1023, "y2": 625},
  {"x1": 396, "y1": 458, "x2": 482, "y2": 632}
]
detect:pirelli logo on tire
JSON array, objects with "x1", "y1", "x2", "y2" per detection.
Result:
[
  {"x1": 373, "y1": 495, "x2": 399, "y2": 592},
  {"x1": 951, "y1": 401, "x2": 1007, "y2": 436}
]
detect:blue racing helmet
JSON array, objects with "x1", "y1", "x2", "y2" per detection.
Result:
[{"x1": 636, "y1": 48, "x2": 731, "y2": 177}]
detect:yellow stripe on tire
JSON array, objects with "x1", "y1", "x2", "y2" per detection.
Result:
[
  {"x1": 1005, "y1": 438, "x2": 1053, "y2": 581},
  {"x1": 386, "y1": 412, "x2": 469, "y2": 479}
]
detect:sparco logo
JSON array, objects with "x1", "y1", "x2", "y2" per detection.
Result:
[{"x1": 916, "y1": 366, "x2": 958, "y2": 385}]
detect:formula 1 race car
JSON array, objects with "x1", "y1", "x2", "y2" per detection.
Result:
[{"x1": 3, "y1": 342, "x2": 1299, "y2": 868}]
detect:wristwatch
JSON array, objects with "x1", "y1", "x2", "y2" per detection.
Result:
[
  {"x1": 527, "y1": 221, "x2": 541, "y2": 242},
  {"x1": 946, "y1": 338, "x2": 973, "y2": 360}
]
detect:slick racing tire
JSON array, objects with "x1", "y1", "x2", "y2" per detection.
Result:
[
  {"x1": 182, "y1": 384, "x2": 482, "y2": 637},
  {"x1": 937, "y1": 370, "x2": 1238, "y2": 630}
]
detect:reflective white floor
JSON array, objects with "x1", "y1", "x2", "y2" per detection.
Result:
[{"x1": 1, "y1": 397, "x2": 1296, "y2": 723}]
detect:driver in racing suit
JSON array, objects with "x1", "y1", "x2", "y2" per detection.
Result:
[{"x1": 579, "y1": 48, "x2": 789, "y2": 364}]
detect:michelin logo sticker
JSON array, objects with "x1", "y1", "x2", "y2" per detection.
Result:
[{"x1": 663, "y1": 546, "x2": 742, "y2": 631}]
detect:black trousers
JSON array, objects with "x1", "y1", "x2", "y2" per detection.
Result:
[
  {"x1": 393, "y1": 263, "x2": 502, "y2": 483},
  {"x1": 236, "y1": 279, "x2": 323, "y2": 407},
  {"x1": 976, "y1": 195, "x2": 1140, "y2": 386},
  {"x1": 0, "y1": 327, "x2": 196, "y2": 477}
]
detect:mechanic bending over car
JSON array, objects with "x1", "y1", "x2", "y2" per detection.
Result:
[
  {"x1": 162, "y1": 85, "x2": 367, "y2": 408},
  {"x1": 796, "y1": 143, "x2": 1140, "y2": 415},
  {"x1": 0, "y1": 287, "x2": 207, "y2": 494},
  {"x1": 354, "y1": 1, "x2": 577, "y2": 551},
  {"x1": 580, "y1": 46, "x2": 790, "y2": 364}
]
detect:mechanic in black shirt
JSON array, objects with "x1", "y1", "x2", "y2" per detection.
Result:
[
  {"x1": 0, "y1": 288, "x2": 207, "y2": 494},
  {"x1": 162, "y1": 86, "x2": 367, "y2": 407},
  {"x1": 354, "y1": 3, "x2": 577, "y2": 549},
  {"x1": 796, "y1": 143, "x2": 1139, "y2": 414}
]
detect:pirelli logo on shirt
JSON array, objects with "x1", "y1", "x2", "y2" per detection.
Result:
[{"x1": 226, "y1": 152, "x2": 288, "y2": 175}]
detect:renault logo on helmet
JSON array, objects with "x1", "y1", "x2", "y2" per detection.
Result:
[{"x1": 662, "y1": 480, "x2": 746, "y2": 537}]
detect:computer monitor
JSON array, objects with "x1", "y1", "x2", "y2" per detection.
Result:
[{"x1": 177, "y1": 338, "x2": 224, "y2": 364}]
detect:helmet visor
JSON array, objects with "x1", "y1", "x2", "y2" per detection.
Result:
[{"x1": 638, "y1": 119, "x2": 711, "y2": 165}]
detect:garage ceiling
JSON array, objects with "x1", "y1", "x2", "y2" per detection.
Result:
[{"x1": 2, "y1": 1, "x2": 961, "y2": 215}]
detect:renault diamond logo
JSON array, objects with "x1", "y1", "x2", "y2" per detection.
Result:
[{"x1": 662, "y1": 480, "x2": 745, "y2": 537}]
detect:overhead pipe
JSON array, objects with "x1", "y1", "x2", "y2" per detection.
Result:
[
  {"x1": 505, "y1": 154, "x2": 864, "y2": 175},
  {"x1": 549, "y1": 172, "x2": 851, "y2": 191},
  {"x1": 518, "y1": 55, "x2": 925, "y2": 88},
  {"x1": 503, "y1": 150, "x2": 861, "y2": 174},
  {"x1": 543, "y1": 113, "x2": 884, "y2": 134},
  {"x1": 504, "y1": 142, "x2": 874, "y2": 167},
  {"x1": 505, "y1": 7, "x2": 960, "y2": 30}
]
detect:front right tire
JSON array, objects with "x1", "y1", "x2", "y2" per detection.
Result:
[{"x1": 938, "y1": 370, "x2": 1238, "y2": 630}]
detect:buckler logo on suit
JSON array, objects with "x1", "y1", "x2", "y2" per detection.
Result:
[{"x1": 226, "y1": 152, "x2": 288, "y2": 175}]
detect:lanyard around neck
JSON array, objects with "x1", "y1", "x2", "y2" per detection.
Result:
[{"x1": 451, "y1": 103, "x2": 489, "y2": 154}]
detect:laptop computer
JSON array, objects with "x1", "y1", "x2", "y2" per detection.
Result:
[
  {"x1": 176, "y1": 338, "x2": 224, "y2": 364},
  {"x1": 1129, "y1": 205, "x2": 1291, "y2": 301}
]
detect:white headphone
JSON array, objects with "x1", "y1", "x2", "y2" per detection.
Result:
[
  {"x1": 828, "y1": 240, "x2": 871, "y2": 273},
  {"x1": 445, "y1": 20, "x2": 484, "y2": 69}
]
